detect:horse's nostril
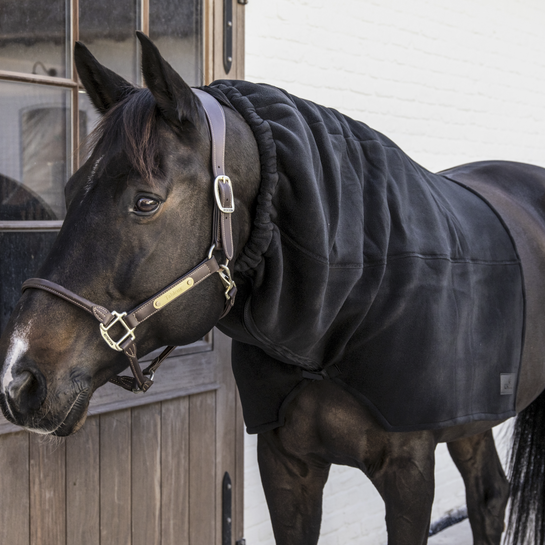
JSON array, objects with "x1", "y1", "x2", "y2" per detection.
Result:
[{"x1": 7, "y1": 369, "x2": 46, "y2": 414}]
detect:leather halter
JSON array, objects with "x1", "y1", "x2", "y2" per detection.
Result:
[{"x1": 21, "y1": 89, "x2": 237, "y2": 393}]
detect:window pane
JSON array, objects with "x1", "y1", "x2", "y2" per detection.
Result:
[
  {"x1": 0, "y1": 81, "x2": 71, "y2": 221},
  {"x1": 0, "y1": 231, "x2": 58, "y2": 334},
  {"x1": 78, "y1": 91, "x2": 102, "y2": 164},
  {"x1": 149, "y1": 0, "x2": 203, "y2": 87},
  {"x1": 0, "y1": 0, "x2": 69, "y2": 78},
  {"x1": 79, "y1": 0, "x2": 139, "y2": 84}
]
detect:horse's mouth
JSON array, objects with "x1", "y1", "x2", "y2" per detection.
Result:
[
  {"x1": 51, "y1": 390, "x2": 90, "y2": 436},
  {"x1": 22, "y1": 389, "x2": 90, "y2": 437}
]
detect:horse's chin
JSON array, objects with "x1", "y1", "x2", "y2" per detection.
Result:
[
  {"x1": 51, "y1": 396, "x2": 90, "y2": 436},
  {"x1": 25, "y1": 390, "x2": 90, "y2": 437}
]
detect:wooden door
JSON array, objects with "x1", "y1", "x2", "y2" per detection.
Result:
[
  {"x1": 0, "y1": 1, "x2": 246, "y2": 544},
  {"x1": 0, "y1": 331, "x2": 244, "y2": 545}
]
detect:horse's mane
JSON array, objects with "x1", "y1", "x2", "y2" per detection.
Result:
[{"x1": 87, "y1": 88, "x2": 163, "y2": 184}]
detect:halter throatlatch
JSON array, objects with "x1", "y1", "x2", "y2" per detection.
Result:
[{"x1": 21, "y1": 89, "x2": 237, "y2": 393}]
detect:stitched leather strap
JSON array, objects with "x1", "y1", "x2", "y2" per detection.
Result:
[
  {"x1": 22, "y1": 255, "x2": 224, "y2": 392},
  {"x1": 22, "y1": 278, "x2": 114, "y2": 325},
  {"x1": 124, "y1": 256, "x2": 220, "y2": 329},
  {"x1": 193, "y1": 89, "x2": 235, "y2": 260}
]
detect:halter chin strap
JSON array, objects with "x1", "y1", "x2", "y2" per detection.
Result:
[{"x1": 21, "y1": 89, "x2": 237, "y2": 393}]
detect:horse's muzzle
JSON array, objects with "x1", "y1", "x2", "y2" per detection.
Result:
[
  {"x1": 1, "y1": 364, "x2": 90, "y2": 435},
  {"x1": 5, "y1": 366, "x2": 47, "y2": 416}
]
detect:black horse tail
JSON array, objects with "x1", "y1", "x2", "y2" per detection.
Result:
[{"x1": 507, "y1": 389, "x2": 545, "y2": 544}]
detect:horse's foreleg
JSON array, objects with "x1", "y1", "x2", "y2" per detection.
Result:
[
  {"x1": 257, "y1": 430, "x2": 331, "y2": 545},
  {"x1": 369, "y1": 432, "x2": 436, "y2": 545},
  {"x1": 447, "y1": 430, "x2": 508, "y2": 545}
]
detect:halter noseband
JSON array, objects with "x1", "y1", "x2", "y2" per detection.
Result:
[{"x1": 21, "y1": 89, "x2": 237, "y2": 394}]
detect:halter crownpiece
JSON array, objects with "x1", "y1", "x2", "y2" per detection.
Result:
[{"x1": 21, "y1": 89, "x2": 237, "y2": 393}]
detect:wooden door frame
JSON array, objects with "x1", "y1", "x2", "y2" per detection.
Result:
[
  {"x1": 0, "y1": 2, "x2": 246, "y2": 543},
  {"x1": 206, "y1": 0, "x2": 245, "y2": 83}
]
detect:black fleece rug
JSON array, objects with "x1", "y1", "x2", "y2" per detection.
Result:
[{"x1": 207, "y1": 81, "x2": 524, "y2": 433}]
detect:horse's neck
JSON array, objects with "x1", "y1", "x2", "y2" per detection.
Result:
[{"x1": 224, "y1": 106, "x2": 261, "y2": 260}]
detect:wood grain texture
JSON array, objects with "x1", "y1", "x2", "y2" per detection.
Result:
[
  {"x1": 161, "y1": 397, "x2": 190, "y2": 545},
  {"x1": 234, "y1": 387, "x2": 245, "y2": 542},
  {"x1": 131, "y1": 403, "x2": 162, "y2": 545},
  {"x1": 100, "y1": 409, "x2": 131, "y2": 545},
  {"x1": 204, "y1": 0, "x2": 215, "y2": 85},
  {"x1": 214, "y1": 330, "x2": 238, "y2": 545},
  {"x1": 0, "y1": 432, "x2": 30, "y2": 545},
  {"x1": 66, "y1": 416, "x2": 100, "y2": 545},
  {"x1": 0, "y1": 70, "x2": 77, "y2": 87},
  {"x1": 189, "y1": 391, "x2": 217, "y2": 545},
  {"x1": 235, "y1": 0, "x2": 245, "y2": 80},
  {"x1": 213, "y1": 0, "x2": 227, "y2": 81},
  {"x1": 29, "y1": 435, "x2": 66, "y2": 545}
]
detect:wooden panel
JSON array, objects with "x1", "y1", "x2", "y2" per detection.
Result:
[
  {"x1": 234, "y1": 386, "x2": 245, "y2": 542},
  {"x1": 66, "y1": 416, "x2": 100, "y2": 545},
  {"x1": 212, "y1": 0, "x2": 245, "y2": 81},
  {"x1": 189, "y1": 391, "x2": 217, "y2": 545},
  {"x1": 0, "y1": 432, "x2": 29, "y2": 545},
  {"x1": 0, "y1": 221, "x2": 63, "y2": 231},
  {"x1": 212, "y1": 0, "x2": 227, "y2": 81},
  {"x1": 204, "y1": 0, "x2": 215, "y2": 85},
  {"x1": 0, "y1": 70, "x2": 77, "y2": 87},
  {"x1": 161, "y1": 397, "x2": 190, "y2": 545},
  {"x1": 234, "y1": 0, "x2": 245, "y2": 80},
  {"x1": 131, "y1": 403, "x2": 162, "y2": 545},
  {"x1": 100, "y1": 410, "x2": 131, "y2": 545},
  {"x1": 214, "y1": 331, "x2": 239, "y2": 545},
  {"x1": 29, "y1": 435, "x2": 66, "y2": 545}
]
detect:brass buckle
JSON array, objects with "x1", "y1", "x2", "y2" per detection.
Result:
[
  {"x1": 218, "y1": 264, "x2": 236, "y2": 300},
  {"x1": 100, "y1": 311, "x2": 136, "y2": 352},
  {"x1": 214, "y1": 175, "x2": 235, "y2": 214}
]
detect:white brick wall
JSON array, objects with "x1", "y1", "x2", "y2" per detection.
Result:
[{"x1": 242, "y1": 1, "x2": 545, "y2": 543}]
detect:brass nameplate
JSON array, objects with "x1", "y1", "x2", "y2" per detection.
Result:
[{"x1": 154, "y1": 278, "x2": 194, "y2": 309}]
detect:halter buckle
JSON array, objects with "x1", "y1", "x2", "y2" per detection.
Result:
[
  {"x1": 218, "y1": 264, "x2": 236, "y2": 300},
  {"x1": 100, "y1": 311, "x2": 136, "y2": 352},
  {"x1": 214, "y1": 176, "x2": 235, "y2": 213}
]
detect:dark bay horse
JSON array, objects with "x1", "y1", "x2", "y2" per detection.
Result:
[{"x1": 1, "y1": 33, "x2": 545, "y2": 545}]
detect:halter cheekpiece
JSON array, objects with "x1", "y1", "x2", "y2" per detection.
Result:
[{"x1": 21, "y1": 89, "x2": 237, "y2": 394}]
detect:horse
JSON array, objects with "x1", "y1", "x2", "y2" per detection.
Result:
[{"x1": 1, "y1": 32, "x2": 545, "y2": 545}]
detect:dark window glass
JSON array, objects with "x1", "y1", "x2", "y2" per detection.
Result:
[
  {"x1": 79, "y1": 0, "x2": 139, "y2": 84},
  {"x1": 149, "y1": 0, "x2": 203, "y2": 86},
  {"x1": 0, "y1": 231, "x2": 58, "y2": 333},
  {"x1": 0, "y1": 81, "x2": 71, "y2": 221},
  {"x1": 0, "y1": 0, "x2": 69, "y2": 78}
]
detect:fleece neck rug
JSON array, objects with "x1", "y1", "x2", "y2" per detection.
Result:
[{"x1": 206, "y1": 80, "x2": 524, "y2": 433}]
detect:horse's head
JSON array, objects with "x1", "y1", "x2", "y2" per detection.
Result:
[{"x1": 0, "y1": 33, "x2": 259, "y2": 436}]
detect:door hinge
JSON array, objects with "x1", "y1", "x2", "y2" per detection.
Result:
[
  {"x1": 223, "y1": 0, "x2": 233, "y2": 74},
  {"x1": 222, "y1": 472, "x2": 232, "y2": 545},
  {"x1": 223, "y1": 472, "x2": 246, "y2": 545}
]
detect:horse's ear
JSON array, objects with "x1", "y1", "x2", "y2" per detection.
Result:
[
  {"x1": 136, "y1": 31, "x2": 200, "y2": 129},
  {"x1": 75, "y1": 42, "x2": 134, "y2": 114}
]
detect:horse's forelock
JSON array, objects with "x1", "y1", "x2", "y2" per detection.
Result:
[{"x1": 87, "y1": 89, "x2": 164, "y2": 186}]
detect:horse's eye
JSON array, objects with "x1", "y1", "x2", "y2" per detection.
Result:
[{"x1": 134, "y1": 197, "x2": 160, "y2": 214}]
